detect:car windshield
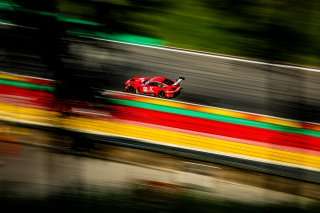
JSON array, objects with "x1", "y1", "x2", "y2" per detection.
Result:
[
  {"x1": 163, "y1": 79, "x2": 174, "y2": 85},
  {"x1": 143, "y1": 80, "x2": 150, "y2": 85}
]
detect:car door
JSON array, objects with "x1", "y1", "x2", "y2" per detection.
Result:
[{"x1": 145, "y1": 81, "x2": 159, "y2": 94}]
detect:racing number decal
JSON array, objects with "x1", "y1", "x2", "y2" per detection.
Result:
[{"x1": 143, "y1": 86, "x2": 153, "y2": 93}]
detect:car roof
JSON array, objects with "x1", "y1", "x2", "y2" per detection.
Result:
[{"x1": 150, "y1": 76, "x2": 167, "y2": 82}]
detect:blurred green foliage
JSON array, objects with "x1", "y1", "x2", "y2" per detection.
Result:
[
  {"x1": 153, "y1": 0, "x2": 320, "y2": 66},
  {"x1": 1, "y1": 0, "x2": 320, "y2": 67}
]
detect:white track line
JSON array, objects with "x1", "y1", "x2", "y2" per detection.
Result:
[{"x1": 91, "y1": 37, "x2": 320, "y2": 73}]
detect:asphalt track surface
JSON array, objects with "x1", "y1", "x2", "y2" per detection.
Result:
[{"x1": 1, "y1": 24, "x2": 320, "y2": 122}]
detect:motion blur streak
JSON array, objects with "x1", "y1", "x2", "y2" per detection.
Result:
[
  {"x1": 111, "y1": 94, "x2": 304, "y2": 128},
  {"x1": 112, "y1": 106, "x2": 320, "y2": 152},
  {"x1": 108, "y1": 96, "x2": 319, "y2": 134},
  {"x1": 66, "y1": 116, "x2": 320, "y2": 170},
  {"x1": 2, "y1": 0, "x2": 320, "y2": 211},
  {"x1": 1, "y1": 72, "x2": 320, "y2": 182}
]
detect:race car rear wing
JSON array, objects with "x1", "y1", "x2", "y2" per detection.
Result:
[{"x1": 173, "y1": 77, "x2": 185, "y2": 86}]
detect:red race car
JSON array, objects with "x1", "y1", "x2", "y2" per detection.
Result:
[{"x1": 124, "y1": 76, "x2": 185, "y2": 98}]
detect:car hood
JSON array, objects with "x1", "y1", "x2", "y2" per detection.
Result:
[{"x1": 126, "y1": 77, "x2": 149, "y2": 85}]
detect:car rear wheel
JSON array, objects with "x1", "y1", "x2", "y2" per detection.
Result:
[
  {"x1": 127, "y1": 86, "x2": 136, "y2": 93},
  {"x1": 158, "y1": 91, "x2": 166, "y2": 98},
  {"x1": 174, "y1": 90, "x2": 181, "y2": 97}
]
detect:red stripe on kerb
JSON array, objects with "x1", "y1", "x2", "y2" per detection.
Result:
[{"x1": 111, "y1": 105, "x2": 320, "y2": 152}]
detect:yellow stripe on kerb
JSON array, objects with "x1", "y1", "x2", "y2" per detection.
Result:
[
  {"x1": 258, "y1": 117, "x2": 301, "y2": 128},
  {"x1": 0, "y1": 103, "x2": 59, "y2": 124},
  {"x1": 135, "y1": 97, "x2": 184, "y2": 108},
  {"x1": 67, "y1": 117, "x2": 320, "y2": 169},
  {"x1": 198, "y1": 107, "x2": 247, "y2": 119},
  {"x1": 1, "y1": 102, "x2": 320, "y2": 170},
  {"x1": 0, "y1": 73, "x2": 27, "y2": 82}
]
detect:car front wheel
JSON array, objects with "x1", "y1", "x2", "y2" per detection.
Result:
[
  {"x1": 127, "y1": 86, "x2": 136, "y2": 93},
  {"x1": 158, "y1": 91, "x2": 166, "y2": 98}
]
